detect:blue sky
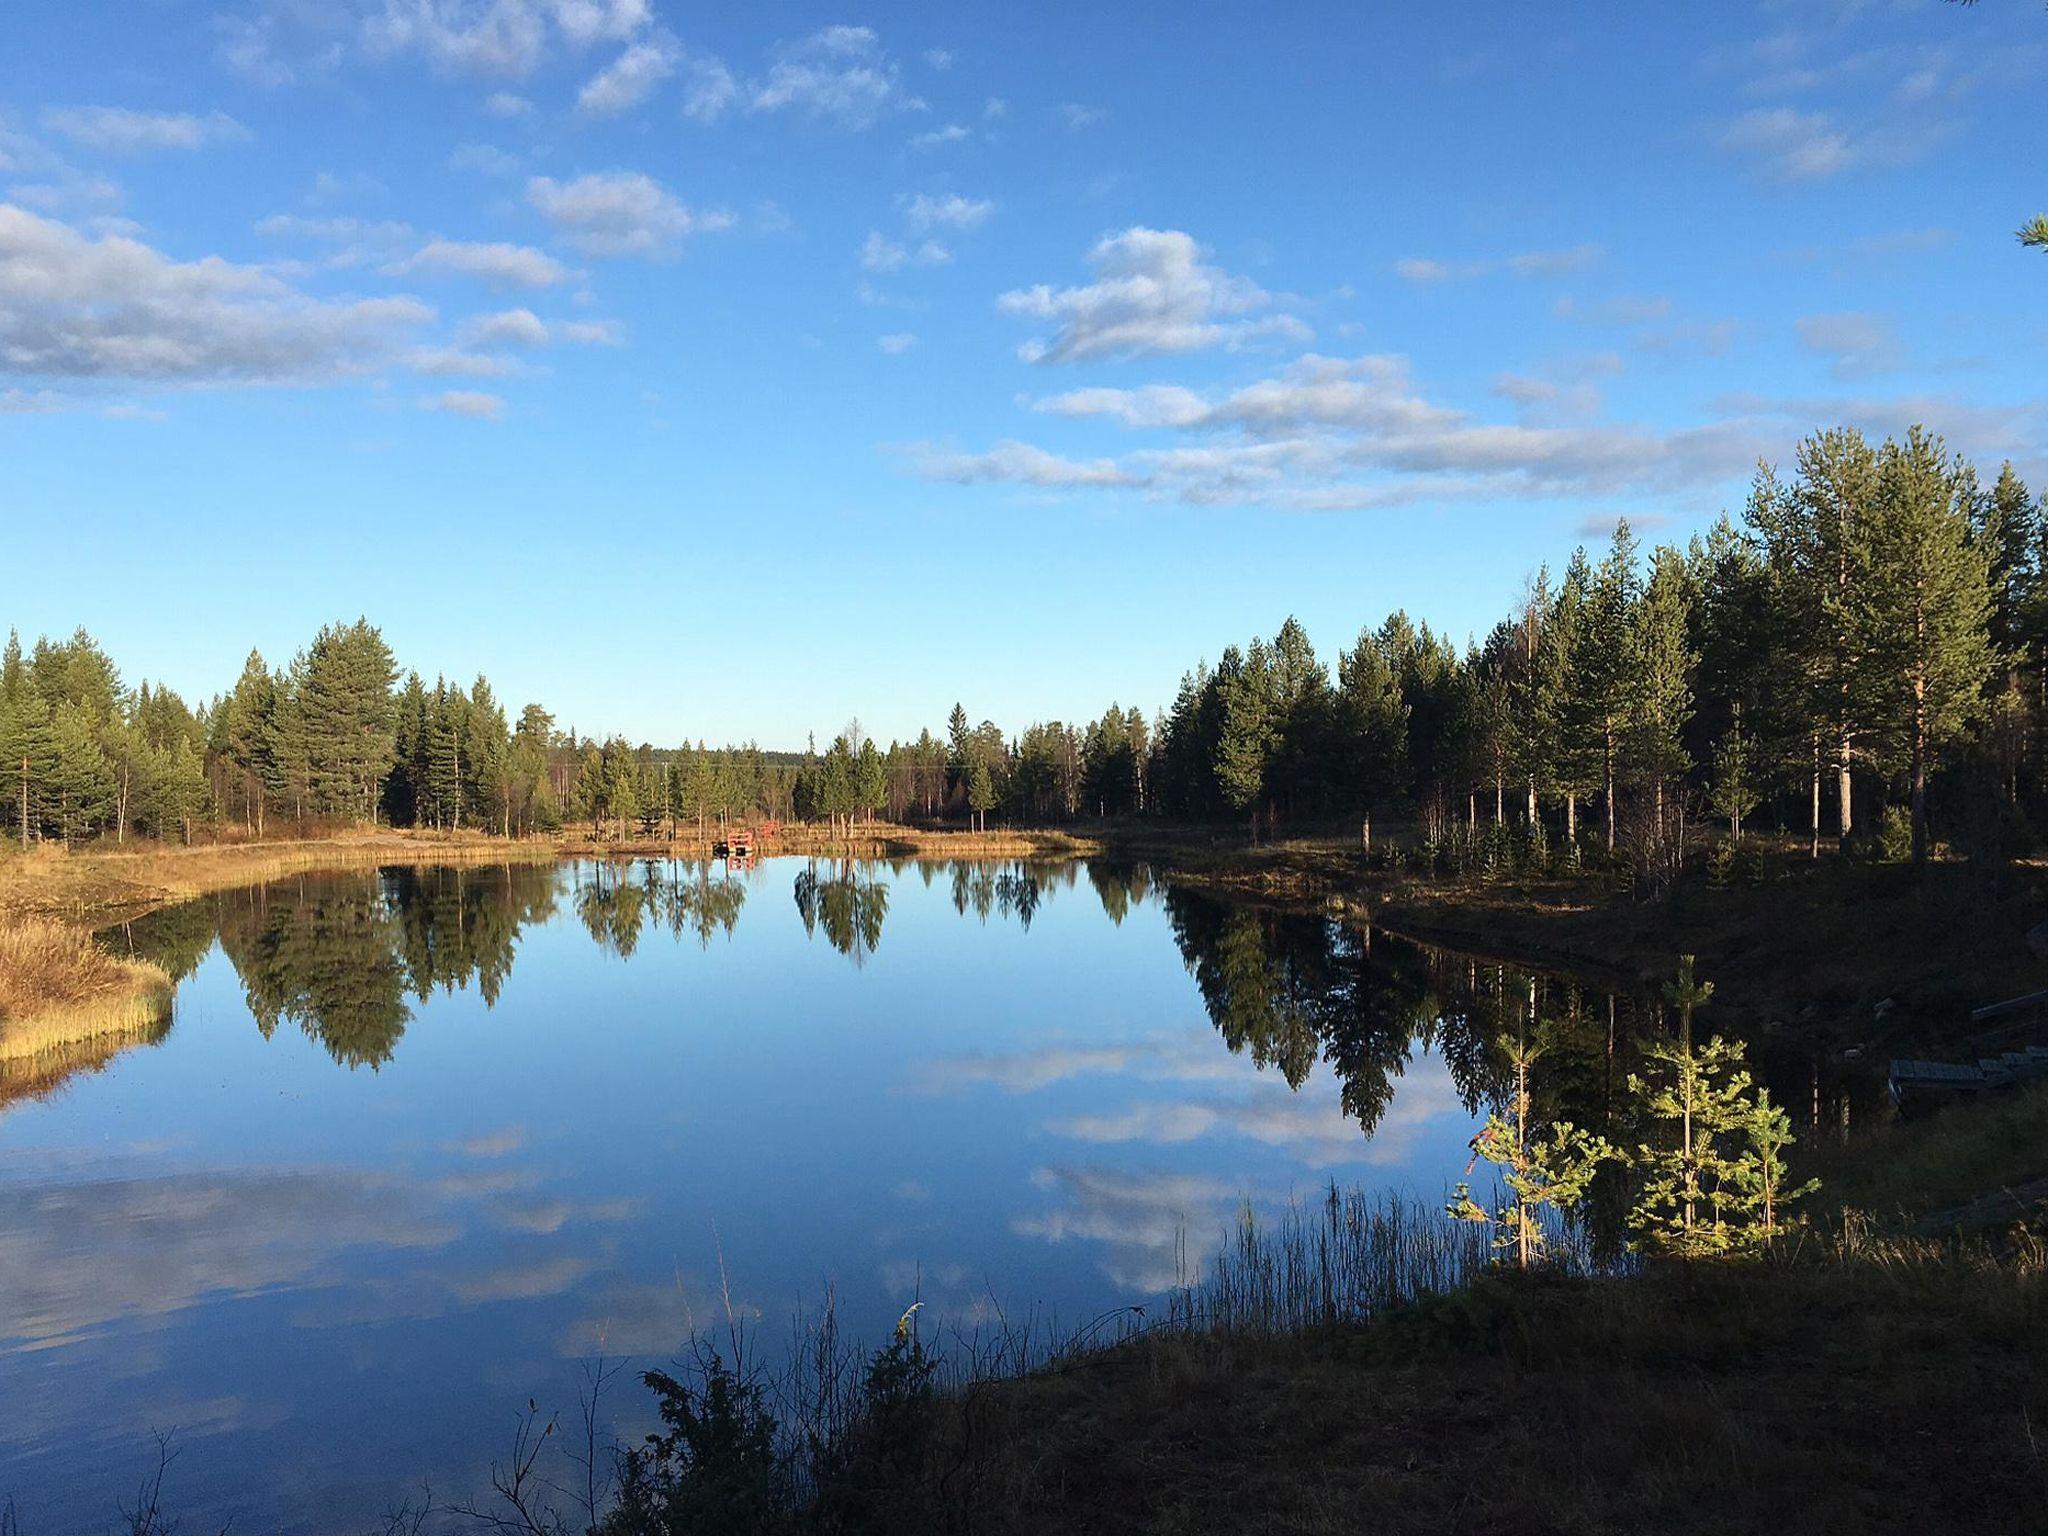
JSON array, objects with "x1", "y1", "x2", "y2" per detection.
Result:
[{"x1": 2, "y1": 0, "x2": 2043, "y2": 747}]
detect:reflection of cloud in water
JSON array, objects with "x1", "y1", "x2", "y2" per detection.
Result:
[
  {"x1": 453, "y1": 1124, "x2": 526, "y2": 1158},
  {"x1": 557, "y1": 1274, "x2": 751, "y2": 1358},
  {"x1": 450, "y1": 1252, "x2": 595, "y2": 1305},
  {"x1": 1013, "y1": 1167, "x2": 1240, "y2": 1294},
  {"x1": 1046, "y1": 1052, "x2": 1468, "y2": 1170},
  {"x1": 0, "y1": 1171, "x2": 461, "y2": 1352},
  {"x1": 906, "y1": 1033, "x2": 1248, "y2": 1095},
  {"x1": 491, "y1": 1196, "x2": 574, "y2": 1234}
]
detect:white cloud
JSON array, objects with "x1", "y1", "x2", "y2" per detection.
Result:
[
  {"x1": 998, "y1": 227, "x2": 1308, "y2": 364},
  {"x1": 902, "y1": 192, "x2": 991, "y2": 231},
  {"x1": 878, "y1": 331, "x2": 917, "y2": 354},
  {"x1": 1394, "y1": 256, "x2": 1457, "y2": 285},
  {"x1": 679, "y1": 53, "x2": 739, "y2": 122},
  {"x1": 422, "y1": 388, "x2": 504, "y2": 417},
  {"x1": 748, "y1": 25, "x2": 919, "y2": 128},
  {"x1": 363, "y1": 0, "x2": 651, "y2": 76},
  {"x1": 578, "y1": 34, "x2": 677, "y2": 115},
  {"x1": 1796, "y1": 310, "x2": 1901, "y2": 380},
  {"x1": 916, "y1": 349, "x2": 1787, "y2": 510},
  {"x1": 254, "y1": 213, "x2": 416, "y2": 268},
  {"x1": 460, "y1": 307, "x2": 619, "y2": 347},
  {"x1": 909, "y1": 123, "x2": 970, "y2": 149},
  {"x1": 466, "y1": 307, "x2": 549, "y2": 346},
  {"x1": 1719, "y1": 106, "x2": 1854, "y2": 182},
  {"x1": 550, "y1": 0, "x2": 650, "y2": 46},
  {"x1": 983, "y1": 96, "x2": 1008, "y2": 119},
  {"x1": 42, "y1": 107, "x2": 249, "y2": 154},
  {"x1": 527, "y1": 170, "x2": 729, "y2": 258},
  {"x1": 911, "y1": 439, "x2": 1145, "y2": 489},
  {"x1": 484, "y1": 90, "x2": 533, "y2": 115},
  {"x1": 859, "y1": 231, "x2": 949, "y2": 272},
  {"x1": 1395, "y1": 244, "x2": 1602, "y2": 285},
  {"x1": 391, "y1": 236, "x2": 570, "y2": 286},
  {"x1": 923, "y1": 48, "x2": 954, "y2": 70},
  {"x1": 448, "y1": 141, "x2": 520, "y2": 175},
  {"x1": 557, "y1": 318, "x2": 621, "y2": 345},
  {"x1": 0, "y1": 203, "x2": 432, "y2": 385},
  {"x1": 409, "y1": 346, "x2": 516, "y2": 377},
  {"x1": 1056, "y1": 102, "x2": 1106, "y2": 130}
]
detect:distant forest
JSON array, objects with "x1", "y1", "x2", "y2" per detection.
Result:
[{"x1": 2, "y1": 423, "x2": 2037, "y2": 872}]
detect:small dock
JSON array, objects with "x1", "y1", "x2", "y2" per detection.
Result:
[
  {"x1": 713, "y1": 829, "x2": 755, "y2": 858},
  {"x1": 1890, "y1": 986, "x2": 2048, "y2": 1106}
]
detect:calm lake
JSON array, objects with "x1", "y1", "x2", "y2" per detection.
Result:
[{"x1": 4, "y1": 856, "x2": 1657, "y2": 1531}]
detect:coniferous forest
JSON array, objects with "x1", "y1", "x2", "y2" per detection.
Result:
[{"x1": 5, "y1": 425, "x2": 2029, "y2": 877}]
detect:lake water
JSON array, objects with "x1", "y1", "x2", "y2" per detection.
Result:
[{"x1": 2, "y1": 855, "x2": 1642, "y2": 1531}]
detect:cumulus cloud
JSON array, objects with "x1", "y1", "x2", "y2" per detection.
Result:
[
  {"x1": 527, "y1": 170, "x2": 729, "y2": 257},
  {"x1": 0, "y1": 203, "x2": 432, "y2": 385},
  {"x1": 485, "y1": 90, "x2": 532, "y2": 115},
  {"x1": 998, "y1": 227, "x2": 1308, "y2": 365},
  {"x1": 748, "y1": 25, "x2": 920, "y2": 128},
  {"x1": 461, "y1": 307, "x2": 619, "y2": 347},
  {"x1": 859, "y1": 230, "x2": 949, "y2": 272},
  {"x1": 1796, "y1": 311, "x2": 1901, "y2": 380},
  {"x1": 364, "y1": 0, "x2": 651, "y2": 76},
  {"x1": 679, "y1": 53, "x2": 739, "y2": 122},
  {"x1": 1056, "y1": 102, "x2": 1106, "y2": 130},
  {"x1": 255, "y1": 212, "x2": 417, "y2": 268},
  {"x1": 42, "y1": 106, "x2": 250, "y2": 154},
  {"x1": 913, "y1": 349, "x2": 1785, "y2": 511},
  {"x1": 448, "y1": 141, "x2": 520, "y2": 175},
  {"x1": 422, "y1": 388, "x2": 504, "y2": 417},
  {"x1": 877, "y1": 331, "x2": 917, "y2": 354},
  {"x1": 909, "y1": 123, "x2": 970, "y2": 149},
  {"x1": 910, "y1": 439, "x2": 1145, "y2": 489},
  {"x1": 390, "y1": 235, "x2": 570, "y2": 286},
  {"x1": 465, "y1": 307, "x2": 549, "y2": 347},
  {"x1": 578, "y1": 33, "x2": 677, "y2": 115},
  {"x1": 901, "y1": 192, "x2": 992, "y2": 232}
]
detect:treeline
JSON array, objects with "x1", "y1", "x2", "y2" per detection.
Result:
[
  {"x1": 2, "y1": 422, "x2": 2032, "y2": 865},
  {"x1": 1147, "y1": 423, "x2": 2029, "y2": 873}
]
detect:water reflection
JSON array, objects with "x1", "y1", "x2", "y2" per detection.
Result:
[
  {"x1": 5, "y1": 855, "x2": 1850, "y2": 1531},
  {"x1": 793, "y1": 860, "x2": 890, "y2": 965}
]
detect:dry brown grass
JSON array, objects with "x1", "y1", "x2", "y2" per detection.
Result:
[{"x1": 0, "y1": 918, "x2": 173, "y2": 1062}]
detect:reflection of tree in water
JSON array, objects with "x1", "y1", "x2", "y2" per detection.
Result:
[
  {"x1": 1161, "y1": 884, "x2": 1684, "y2": 1261},
  {"x1": 1161, "y1": 886, "x2": 1654, "y2": 1142},
  {"x1": 105, "y1": 900, "x2": 220, "y2": 984},
  {"x1": 793, "y1": 860, "x2": 889, "y2": 966},
  {"x1": 1086, "y1": 860, "x2": 1153, "y2": 925},
  {"x1": 661, "y1": 862, "x2": 748, "y2": 948},
  {"x1": 213, "y1": 864, "x2": 560, "y2": 1069},
  {"x1": 937, "y1": 858, "x2": 1083, "y2": 930}
]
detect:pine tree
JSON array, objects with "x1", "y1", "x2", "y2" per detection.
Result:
[
  {"x1": 0, "y1": 668, "x2": 57, "y2": 843},
  {"x1": 1450, "y1": 1019, "x2": 1614, "y2": 1269},
  {"x1": 48, "y1": 699, "x2": 115, "y2": 846},
  {"x1": 1334, "y1": 623, "x2": 1409, "y2": 848},
  {"x1": 298, "y1": 619, "x2": 398, "y2": 822},
  {"x1": 1575, "y1": 522, "x2": 1641, "y2": 854},
  {"x1": 1626, "y1": 544, "x2": 1696, "y2": 855},
  {"x1": 222, "y1": 650, "x2": 278, "y2": 834},
  {"x1": 1864, "y1": 427, "x2": 1994, "y2": 866},
  {"x1": 1214, "y1": 642, "x2": 1278, "y2": 839}
]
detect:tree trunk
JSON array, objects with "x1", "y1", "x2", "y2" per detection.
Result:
[
  {"x1": 1810, "y1": 733, "x2": 1821, "y2": 860},
  {"x1": 1911, "y1": 675, "x2": 1929, "y2": 869},
  {"x1": 1566, "y1": 790, "x2": 1577, "y2": 847},
  {"x1": 1837, "y1": 731, "x2": 1853, "y2": 842},
  {"x1": 1603, "y1": 720, "x2": 1616, "y2": 853}
]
